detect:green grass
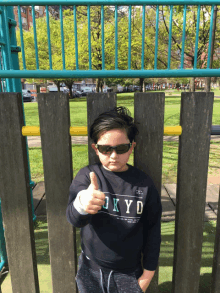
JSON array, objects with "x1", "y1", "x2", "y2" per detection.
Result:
[
  {"x1": 23, "y1": 93, "x2": 220, "y2": 127},
  {"x1": 1, "y1": 220, "x2": 217, "y2": 292},
  {"x1": 28, "y1": 140, "x2": 220, "y2": 184},
  {"x1": 29, "y1": 145, "x2": 89, "y2": 182}
]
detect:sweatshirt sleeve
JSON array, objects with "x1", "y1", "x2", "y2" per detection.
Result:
[
  {"x1": 142, "y1": 183, "x2": 162, "y2": 271},
  {"x1": 66, "y1": 167, "x2": 92, "y2": 228}
]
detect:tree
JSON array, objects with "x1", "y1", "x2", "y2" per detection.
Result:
[{"x1": 159, "y1": 5, "x2": 220, "y2": 91}]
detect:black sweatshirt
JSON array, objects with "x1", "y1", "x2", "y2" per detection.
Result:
[{"x1": 66, "y1": 163, "x2": 162, "y2": 273}]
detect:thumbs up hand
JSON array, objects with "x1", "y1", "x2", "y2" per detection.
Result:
[{"x1": 80, "y1": 172, "x2": 106, "y2": 215}]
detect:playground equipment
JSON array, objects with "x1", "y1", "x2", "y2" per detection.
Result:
[
  {"x1": 0, "y1": 1, "x2": 220, "y2": 293},
  {"x1": 1, "y1": 90, "x2": 219, "y2": 293}
]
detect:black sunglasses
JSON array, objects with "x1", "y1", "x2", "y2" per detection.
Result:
[{"x1": 95, "y1": 143, "x2": 132, "y2": 155}]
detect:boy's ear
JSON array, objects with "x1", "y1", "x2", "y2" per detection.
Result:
[
  {"x1": 91, "y1": 144, "x2": 99, "y2": 155},
  {"x1": 128, "y1": 142, "x2": 136, "y2": 154},
  {"x1": 131, "y1": 142, "x2": 136, "y2": 150}
]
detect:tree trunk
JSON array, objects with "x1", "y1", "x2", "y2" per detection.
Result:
[
  {"x1": 140, "y1": 78, "x2": 144, "y2": 92},
  {"x1": 68, "y1": 85, "x2": 72, "y2": 98},
  {"x1": 100, "y1": 79, "x2": 103, "y2": 93},
  {"x1": 96, "y1": 78, "x2": 100, "y2": 93},
  {"x1": 143, "y1": 79, "x2": 146, "y2": 92},
  {"x1": 36, "y1": 84, "x2": 40, "y2": 94},
  {"x1": 205, "y1": 77, "x2": 211, "y2": 92},
  {"x1": 189, "y1": 78, "x2": 195, "y2": 92}
]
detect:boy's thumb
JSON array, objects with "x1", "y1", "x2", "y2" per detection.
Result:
[{"x1": 89, "y1": 172, "x2": 99, "y2": 190}]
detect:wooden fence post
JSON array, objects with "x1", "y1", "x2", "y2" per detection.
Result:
[
  {"x1": 211, "y1": 186, "x2": 220, "y2": 293},
  {"x1": 87, "y1": 93, "x2": 117, "y2": 164},
  {"x1": 172, "y1": 92, "x2": 214, "y2": 293},
  {"x1": 134, "y1": 92, "x2": 165, "y2": 293},
  {"x1": 0, "y1": 93, "x2": 39, "y2": 292},
  {"x1": 38, "y1": 93, "x2": 77, "y2": 293}
]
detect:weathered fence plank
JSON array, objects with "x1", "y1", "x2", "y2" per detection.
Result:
[
  {"x1": 211, "y1": 186, "x2": 220, "y2": 293},
  {"x1": 172, "y1": 92, "x2": 214, "y2": 293},
  {"x1": 0, "y1": 93, "x2": 39, "y2": 293},
  {"x1": 134, "y1": 92, "x2": 165, "y2": 293},
  {"x1": 87, "y1": 93, "x2": 117, "y2": 164},
  {"x1": 38, "y1": 93, "x2": 77, "y2": 293}
]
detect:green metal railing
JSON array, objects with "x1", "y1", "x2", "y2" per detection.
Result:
[{"x1": 0, "y1": 0, "x2": 220, "y2": 82}]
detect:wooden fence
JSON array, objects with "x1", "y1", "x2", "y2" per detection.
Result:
[{"x1": 0, "y1": 91, "x2": 219, "y2": 293}]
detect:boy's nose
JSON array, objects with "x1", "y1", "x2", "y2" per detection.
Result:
[{"x1": 110, "y1": 150, "x2": 118, "y2": 158}]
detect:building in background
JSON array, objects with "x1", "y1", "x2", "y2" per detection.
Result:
[{"x1": 13, "y1": 6, "x2": 46, "y2": 31}]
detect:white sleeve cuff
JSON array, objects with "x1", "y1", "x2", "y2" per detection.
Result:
[{"x1": 73, "y1": 190, "x2": 89, "y2": 215}]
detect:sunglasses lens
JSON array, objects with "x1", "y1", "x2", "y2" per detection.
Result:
[
  {"x1": 98, "y1": 145, "x2": 112, "y2": 154},
  {"x1": 116, "y1": 144, "x2": 130, "y2": 154},
  {"x1": 97, "y1": 144, "x2": 131, "y2": 154}
]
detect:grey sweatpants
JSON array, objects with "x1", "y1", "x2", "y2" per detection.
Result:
[{"x1": 75, "y1": 251, "x2": 144, "y2": 293}]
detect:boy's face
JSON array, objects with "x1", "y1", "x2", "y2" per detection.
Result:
[{"x1": 91, "y1": 129, "x2": 136, "y2": 172}]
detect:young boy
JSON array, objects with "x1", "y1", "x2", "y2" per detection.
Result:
[{"x1": 66, "y1": 107, "x2": 162, "y2": 293}]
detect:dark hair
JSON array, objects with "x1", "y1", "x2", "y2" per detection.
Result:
[{"x1": 90, "y1": 106, "x2": 139, "y2": 144}]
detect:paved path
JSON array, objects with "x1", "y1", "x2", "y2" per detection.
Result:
[
  {"x1": 33, "y1": 182, "x2": 219, "y2": 222},
  {"x1": 27, "y1": 135, "x2": 220, "y2": 147}
]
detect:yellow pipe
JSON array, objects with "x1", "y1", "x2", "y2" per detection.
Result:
[
  {"x1": 22, "y1": 126, "x2": 40, "y2": 136},
  {"x1": 22, "y1": 126, "x2": 182, "y2": 136},
  {"x1": 70, "y1": 126, "x2": 87, "y2": 136},
  {"x1": 164, "y1": 126, "x2": 182, "y2": 136}
]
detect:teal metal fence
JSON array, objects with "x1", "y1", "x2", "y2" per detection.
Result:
[{"x1": 0, "y1": 0, "x2": 220, "y2": 83}]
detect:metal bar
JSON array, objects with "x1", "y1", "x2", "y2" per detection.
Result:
[
  {"x1": 32, "y1": 5, "x2": 39, "y2": 69},
  {"x1": 1, "y1": 68, "x2": 220, "y2": 78},
  {"x1": 207, "y1": 5, "x2": 215, "y2": 69},
  {"x1": 0, "y1": 200, "x2": 8, "y2": 270},
  {"x1": 1, "y1": 1, "x2": 220, "y2": 6},
  {"x1": 73, "y1": 5, "x2": 78, "y2": 70},
  {"x1": 180, "y1": 5, "x2": 187, "y2": 69},
  {"x1": 101, "y1": 5, "x2": 105, "y2": 70},
  {"x1": 167, "y1": 5, "x2": 173, "y2": 70},
  {"x1": 154, "y1": 5, "x2": 159, "y2": 69},
  {"x1": 18, "y1": 125, "x2": 220, "y2": 137},
  {"x1": 18, "y1": 5, "x2": 26, "y2": 70},
  {"x1": 0, "y1": 39, "x2": 5, "y2": 45},
  {"x1": 194, "y1": 5, "x2": 201, "y2": 69},
  {"x1": 3, "y1": 6, "x2": 12, "y2": 70},
  {"x1": 3, "y1": 6, "x2": 16, "y2": 91},
  {"x1": 88, "y1": 5, "x2": 92, "y2": 70},
  {"x1": 46, "y1": 5, "x2": 52, "y2": 70},
  {"x1": 60, "y1": 5, "x2": 65, "y2": 70},
  {"x1": 22, "y1": 125, "x2": 182, "y2": 136},
  {"x1": 115, "y1": 5, "x2": 118, "y2": 69},
  {"x1": 141, "y1": 5, "x2": 145, "y2": 70},
  {"x1": 128, "y1": 5, "x2": 132, "y2": 69},
  {"x1": 211, "y1": 125, "x2": 220, "y2": 135},
  {"x1": 7, "y1": 6, "x2": 20, "y2": 92}
]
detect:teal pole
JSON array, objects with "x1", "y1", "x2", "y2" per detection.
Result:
[
  {"x1": 0, "y1": 200, "x2": 7, "y2": 270},
  {"x1": 194, "y1": 5, "x2": 201, "y2": 69},
  {"x1": 4, "y1": 6, "x2": 36, "y2": 221}
]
